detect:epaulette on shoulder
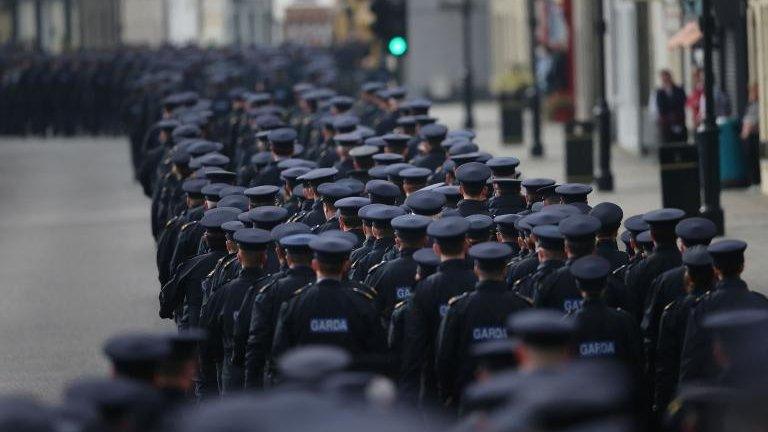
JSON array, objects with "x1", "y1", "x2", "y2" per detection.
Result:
[
  {"x1": 352, "y1": 288, "x2": 375, "y2": 301},
  {"x1": 512, "y1": 274, "x2": 530, "y2": 287},
  {"x1": 448, "y1": 292, "x2": 470, "y2": 306},
  {"x1": 367, "y1": 261, "x2": 385, "y2": 275},
  {"x1": 181, "y1": 221, "x2": 197, "y2": 231},
  {"x1": 222, "y1": 256, "x2": 238, "y2": 269},
  {"x1": 165, "y1": 216, "x2": 178, "y2": 228},
  {"x1": 258, "y1": 278, "x2": 279, "y2": 294},
  {"x1": 291, "y1": 283, "x2": 313, "y2": 298},
  {"x1": 612, "y1": 264, "x2": 627, "y2": 276}
]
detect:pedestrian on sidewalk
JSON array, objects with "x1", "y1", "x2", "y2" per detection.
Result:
[{"x1": 654, "y1": 70, "x2": 688, "y2": 144}]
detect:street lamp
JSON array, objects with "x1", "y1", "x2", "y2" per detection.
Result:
[
  {"x1": 461, "y1": 0, "x2": 475, "y2": 130},
  {"x1": 527, "y1": 0, "x2": 543, "y2": 157},
  {"x1": 594, "y1": 0, "x2": 614, "y2": 190},
  {"x1": 697, "y1": 0, "x2": 725, "y2": 233}
]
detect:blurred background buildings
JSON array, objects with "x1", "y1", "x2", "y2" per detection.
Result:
[{"x1": 2, "y1": 0, "x2": 768, "y2": 191}]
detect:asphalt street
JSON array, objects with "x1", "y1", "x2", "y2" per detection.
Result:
[{"x1": 0, "y1": 136, "x2": 169, "y2": 399}]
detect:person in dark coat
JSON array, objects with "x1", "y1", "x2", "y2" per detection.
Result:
[
  {"x1": 401, "y1": 217, "x2": 477, "y2": 407},
  {"x1": 244, "y1": 232, "x2": 316, "y2": 390},
  {"x1": 653, "y1": 246, "x2": 714, "y2": 417},
  {"x1": 271, "y1": 237, "x2": 387, "y2": 368},
  {"x1": 679, "y1": 239, "x2": 768, "y2": 384},
  {"x1": 436, "y1": 242, "x2": 529, "y2": 409},
  {"x1": 655, "y1": 70, "x2": 688, "y2": 143}
]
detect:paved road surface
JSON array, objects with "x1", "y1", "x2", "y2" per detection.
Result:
[{"x1": 0, "y1": 137, "x2": 169, "y2": 399}]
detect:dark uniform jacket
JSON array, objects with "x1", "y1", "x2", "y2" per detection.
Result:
[
  {"x1": 457, "y1": 199, "x2": 490, "y2": 217},
  {"x1": 679, "y1": 277, "x2": 768, "y2": 384},
  {"x1": 244, "y1": 266, "x2": 316, "y2": 389},
  {"x1": 411, "y1": 151, "x2": 445, "y2": 172},
  {"x1": 436, "y1": 280, "x2": 530, "y2": 405},
  {"x1": 488, "y1": 194, "x2": 526, "y2": 217},
  {"x1": 641, "y1": 265, "x2": 686, "y2": 378},
  {"x1": 654, "y1": 286, "x2": 707, "y2": 413},
  {"x1": 350, "y1": 236, "x2": 395, "y2": 282},
  {"x1": 506, "y1": 252, "x2": 539, "y2": 286},
  {"x1": 625, "y1": 245, "x2": 681, "y2": 322},
  {"x1": 295, "y1": 199, "x2": 326, "y2": 228},
  {"x1": 349, "y1": 237, "x2": 374, "y2": 267},
  {"x1": 159, "y1": 248, "x2": 228, "y2": 329},
  {"x1": 570, "y1": 298, "x2": 644, "y2": 373},
  {"x1": 401, "y1": 259, "x2": 477, "y2": 403},
  {"x1": 272, "y1": 278, "x2": 386, "y2": 361},
  {"x1": 536, "y1": 259, "x2": 628, "y2": 314},
  {"x1": 513, "y1": 259, "x2": 564, "y2": 303},
  {"x1": 595, "y1": 239, "x2": 629, "y2": 271},
  {"x1": 569, "y1": 297, "x2": 646, "y2": 416},
  {"x1": 365, "y1": 247, "x2": 419, "y2": 328},
  {"x1": 251, "y1": 160, "x2": 283, "y2": 187}
]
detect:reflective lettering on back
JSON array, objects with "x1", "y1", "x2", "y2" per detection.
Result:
[
  {"x1": 472, "y1": 327, "x2": 507, "y2": 341},
  {"x1": 395, "y1": 286, "x2": 411, "y2": 300},
  {"x1": 579, "y1": 341, "x2": 616, "y2": 357},
  {"x1": 310, "y1": 318, "x2": 349, "y2": 333},
  {"x1": 563, "y1": 299, "x2": 583, "y2": 314}
]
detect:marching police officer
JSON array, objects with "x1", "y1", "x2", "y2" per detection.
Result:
[
  {"x1": 436, "y1": 242, "x2": 529, "y2": 408},
  {"x1": 654, "y1": 246, "x2": 715, "y2": 416},
  {"x1": 244, "y1": 232, "x2": 317, "y2": 389},
  {"x1": 679, "y1": 239, "x2": 768, "y2": 384},
  {"x1": 366, "y1": 214, "x2": 431, "y2": 328},
  {"x1": 401, "y1": 217, "x2": 477, "y2": 405},
  {"x1": 272, "y1": 236, "x2": 386, "y2": 367}
]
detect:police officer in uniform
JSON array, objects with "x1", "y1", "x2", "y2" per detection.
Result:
[
  {"x1": 625, "y1": 208, "x2": 685, "y2": 322},
  {"x1": 366, "y1": 214, "x2": 431, "y2": 328},
  {"x1": 589, "y1": 202, "x2": 629, "y2": 271},
  {"x1": 293, "y1": 168, "x2": 338, "y2": 227},
  {"x1": 679, "y1": 239, "x2": 768, "y2": 384},
  {"x1": 436, "y1": 242, "x2": 529, "y2": 409},
  {"x1": 513, "y1": 225, "x2": 565, "y2": 303},
  {"x1": 159, "y1": 207, "x2": 240, "y2": 330},
  {"x1": 654, "y1": 246, "x2": 715, "y2": 416},
  {"x1": 244, "y1": 232, "x2": 317, "y2": 389},
  {"x1": 455, "y1": 162, "x2": 492, "y2": 217},
  {"x1": 203, "y1": 228, "x2": 272, "y2": 395},
  {"x1": 349, "y1": 205, "x2": 405, "y2": 281},
  {"x1": 535, "y1": 214, "x2": 603, "y2": 314},
  {"x1": 411, "y1": 124, "x2": 448, "y2": 172},
  {"x1": 641, "y1": 217, "x2": 718, "y2": 375},
  {"x1": 401, "y1": 217, "x2": 477, "y2": 405},
  {"x1": 568, "y1": 255, "x2": 644, "y2": 378},
  {"x1": 272, "y1": 236, "x2": 387, "y2": 366}
]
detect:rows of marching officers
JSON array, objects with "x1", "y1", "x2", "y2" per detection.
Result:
[
  {"x1": 130, "y1": 65, "x2": 768, "y2": 432},
  {"x1": 12, "y1": 48, "x2": 764, "y2": 432}
]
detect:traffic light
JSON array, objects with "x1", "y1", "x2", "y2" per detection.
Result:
[
  {"x1": 371, "y1": 0, "x2": 407, "y2": 56},
  {"x1": 388, "y1": 36, "x2": 408, "y2": 57}
]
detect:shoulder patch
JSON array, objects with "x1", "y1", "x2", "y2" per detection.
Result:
[{"x1": 352, "y1": 288, "x2": 375, "y2": 301}]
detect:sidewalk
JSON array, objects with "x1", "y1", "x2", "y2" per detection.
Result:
[{"x1": 433, "y1": 101, "x2": 768, "y2": 291}]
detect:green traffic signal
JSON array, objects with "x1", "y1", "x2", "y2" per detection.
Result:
[{"x1": 388, "y1": 36, "x2": 408, "y2": 57}]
